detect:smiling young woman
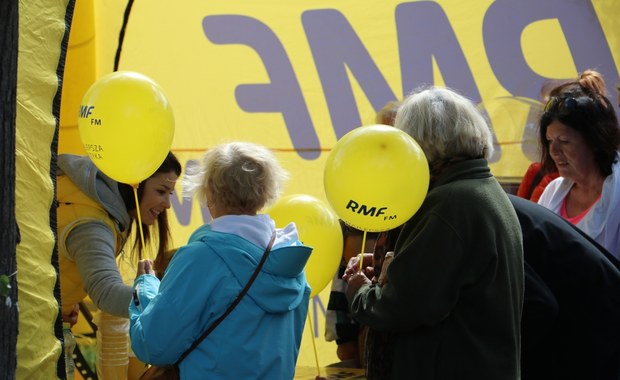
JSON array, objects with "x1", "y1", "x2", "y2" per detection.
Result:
[{"x1": 56, "y1": 151, "x2": 181, "y2": 379}]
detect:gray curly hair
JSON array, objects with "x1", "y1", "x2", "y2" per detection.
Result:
[{"x1": 395, "y1": 86, "x2": 494, "y2": 169}]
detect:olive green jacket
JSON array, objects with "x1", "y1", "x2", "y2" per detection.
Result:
[{"x1": 350, "y1": 159, "x2": 524, "y2": 380}]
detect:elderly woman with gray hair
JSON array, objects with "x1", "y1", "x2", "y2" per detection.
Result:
[
  {"x1": 129, "y1": 141, "x2": 312, "y2": 379},
  {"x1": 344, "y1": 86, "x2": 524, "y2": 379}
]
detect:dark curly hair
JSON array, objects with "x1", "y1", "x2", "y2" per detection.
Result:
[{"x1": 539, "y1": 70, "x2": 620, "y2": 177}]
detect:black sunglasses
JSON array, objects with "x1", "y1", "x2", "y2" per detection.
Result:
[{"x1": 543, "y1": 96, "x2": 578, "y2": 113}]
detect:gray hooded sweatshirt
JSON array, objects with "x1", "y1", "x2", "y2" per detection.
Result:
[{"x1": 58, "y1": 154, "x2": 133, "y2": 317}]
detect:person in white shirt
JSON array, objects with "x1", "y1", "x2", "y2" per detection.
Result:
[{"x1": 537, "y1": 70, "x2": 620, "y2": 260}]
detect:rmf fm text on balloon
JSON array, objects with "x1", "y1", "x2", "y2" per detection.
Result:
[{"x1": 346, "y1": 200, "x2": 396, "y2": 220}]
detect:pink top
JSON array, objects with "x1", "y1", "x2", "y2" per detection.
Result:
[{"x1": 560, "y1": 195, "x2": 601, "y2": 225}]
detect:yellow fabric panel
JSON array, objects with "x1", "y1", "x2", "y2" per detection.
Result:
[
  {"x1": 16, "y1": 0, "x2": 73, "y2": 378},
  {"x1": 14, "y1": 148, "x2": 59, "y2": 380},
  {"x1": 59, "y1": 0, "x2": 96, "y2": 155}
]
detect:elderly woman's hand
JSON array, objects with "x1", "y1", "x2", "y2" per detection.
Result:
[
  {"x1": 343, "y1": 253, "x2": 374, "y2": 282},
  {"x1": 345, "y1": 271, "x2": 372, "y2": 301},
  {"x1": 136, "y1": 259, "x2": 155, "y2": 277}
]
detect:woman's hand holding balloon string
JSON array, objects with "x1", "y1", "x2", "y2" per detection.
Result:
[
  {"x1": 133, "y1": 260, "x2": 155, "y2": 311},
  {"x1": 345, "y1": 272, "x2": 372, "y2": 302},
  {"x1": 343, "y1": 253, "x2": 374, "y2": 281},
  {"x1": 136, "y1": 259, "x2": 155, "y2": 277},
  {"x1": 344, "y1": 253, "x2": 374, "y2": 301}
]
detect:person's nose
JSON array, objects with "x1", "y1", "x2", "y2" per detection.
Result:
[
  {"x1": 162, "y1": 195, "x2": 172, "y2": 209},
  {"x1": 549, "y1": 140, "x2": 560, "y2": 156}
]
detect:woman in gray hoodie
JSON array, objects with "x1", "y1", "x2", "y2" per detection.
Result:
[{"x1": 56, "y1": 151, "x2": 181, "y2": 379}]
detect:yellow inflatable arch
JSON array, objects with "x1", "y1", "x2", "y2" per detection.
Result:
[{"x1": 13, "y1": 0, "x2": 620, "y2": 378}]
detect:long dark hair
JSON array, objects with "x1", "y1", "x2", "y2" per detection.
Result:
[{"x1": 118, "y1": 151, "x2": 182, "y2": 260}]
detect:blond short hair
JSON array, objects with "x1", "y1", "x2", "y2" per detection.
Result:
[{"x1": 183, "y1": 142, "x2": 288, "y2": 213}]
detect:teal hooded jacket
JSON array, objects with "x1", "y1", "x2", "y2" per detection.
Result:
[{"x1": 130, "y1": 218, "x2": 312, "y2": 379}]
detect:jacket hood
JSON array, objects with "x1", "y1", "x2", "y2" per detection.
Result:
[
  {"x1": 189, "y1": 223, "x2": 312, "y2": 313},
  {"x1": 57, "y1": 154, "x2": 130, "y2": 231}
]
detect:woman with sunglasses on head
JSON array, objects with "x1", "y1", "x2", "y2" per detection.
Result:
[
  {"x1": 538, "y1": 70, "x2": 620, "y2": 259},
  {"x1": 57, "y1": 151, "x2": 181, "y2": 379}
]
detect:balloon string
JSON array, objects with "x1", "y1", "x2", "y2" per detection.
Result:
[
  {"x1": 359, "y1": 230, "x2": 367, "y2": 271},
  {"x1": 132, "y1": 186, "x2": 145, "y2": 260},
  {"x1": 307, "y1": 310, "x2": 322, "y2": 378}
]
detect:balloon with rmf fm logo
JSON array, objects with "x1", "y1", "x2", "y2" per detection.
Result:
[
  {"x1": 77, "y1": 71, "x2": 175, "y2": 185},
  {"x1": 324, "y1": 124, "x2": 430, "y2": 232}
]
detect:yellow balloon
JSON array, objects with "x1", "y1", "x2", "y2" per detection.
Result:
[
  {"x1": 267, "y1": 194, "x2": 343, "y2": 297},
  {"x1": 324, "y1": 124, "x2": 430, "y2": 232},
  {"x1": 78, "y1": 71, "x2": 174, "y2": 185}
]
